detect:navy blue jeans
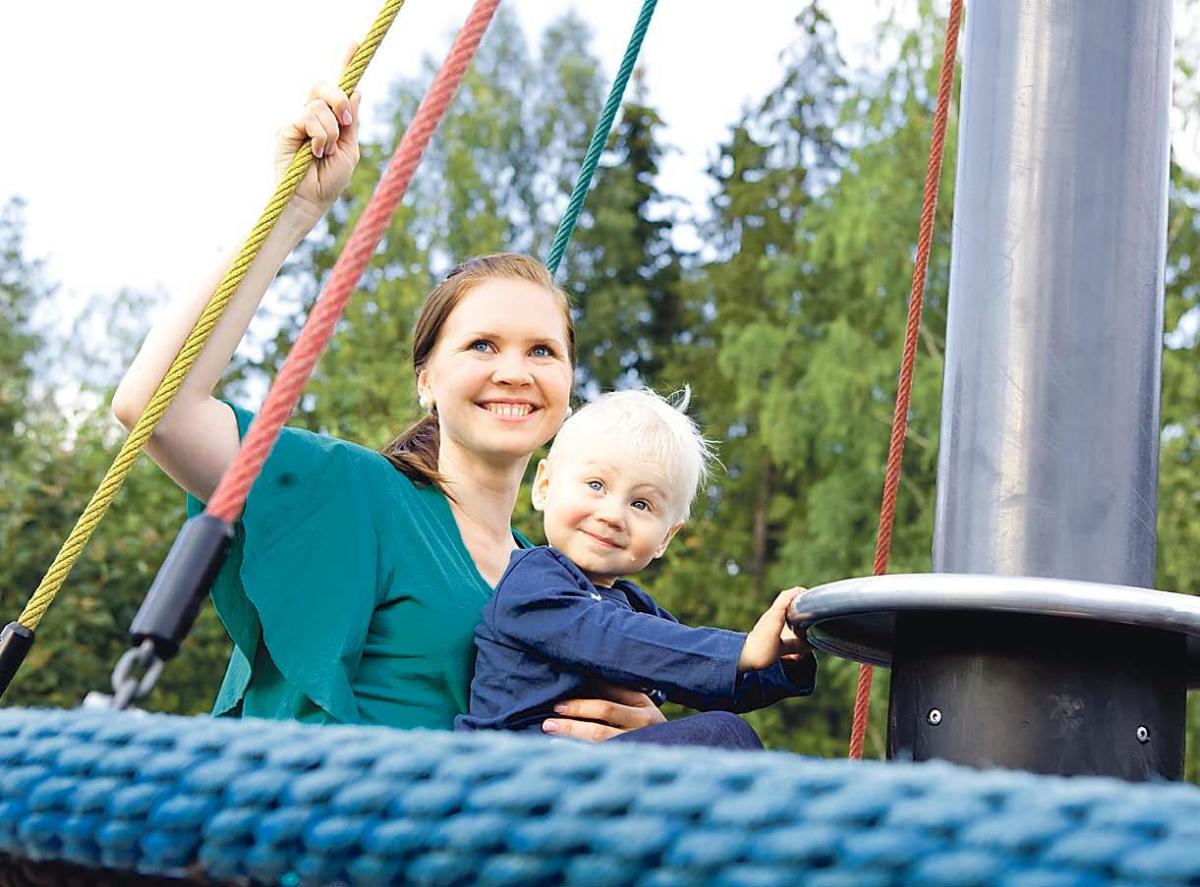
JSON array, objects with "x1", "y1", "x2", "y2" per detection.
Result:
[{"x1": 609, "y1": 711, "x2": 763, "y2": 751}]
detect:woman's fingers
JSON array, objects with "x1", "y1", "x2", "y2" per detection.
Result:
[
  {"x1": 308, "y1": 81, "x2": 354, "y2": 129},
  {"x1": 303, "y1": 99, "x2": 341, "y2": 158},
  {"x1": 588, "y1": 684, "x2": 667, "y2": 729},
  {"x1": 541, "y1": 717, "x2": 621, "y2": 742},
  {"x1": 591, "y1": 683, "x2": 656, "y2": 708},
  {"x1": 550, "y1": 697, "x2": 636, "y2": 726},
  {"x1": 342, "y1": 91, "x2": 362, "y2": 146}
]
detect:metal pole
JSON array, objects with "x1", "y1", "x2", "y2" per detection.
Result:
[
  {"x1": 887, "y1": 0, "x2": 1180, "y2": 779},
  {"x1": 934, "y1": 0, "x2": 1172, "y2": 585}
]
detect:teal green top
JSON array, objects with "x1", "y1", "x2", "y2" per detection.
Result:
[{"x1": 187, "y1": 402, "x2": 527, "y2": 729}]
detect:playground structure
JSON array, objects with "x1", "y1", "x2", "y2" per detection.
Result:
[{"x1": 4, "y1": 0, "x2": 1200, "y2": 884}]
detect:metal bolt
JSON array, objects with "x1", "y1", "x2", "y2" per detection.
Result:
[
  {"x1": 1136, "y1": 725, "x2": 1150, "y2": 744},
  {"x1": 927, "y1": 708, "x2": 943, "y2": 726}
]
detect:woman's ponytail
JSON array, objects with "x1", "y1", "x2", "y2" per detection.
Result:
[{"x1": 381, "y1": 411, "x2": 444, "y2": 489}]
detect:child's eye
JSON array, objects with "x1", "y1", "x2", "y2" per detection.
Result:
[
  {"x1": 631, "y1": 499, "x2": 651, "y2": 512},
  {"x1": 587, "y1": 480, "x2": 604, "y2": 493},
  {"x1": 469, "y1": 339, "x2": 494, "y2": 353}
]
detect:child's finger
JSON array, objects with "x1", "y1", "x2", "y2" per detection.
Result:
[
  {"x1": 781, "y1": 636, "x2": 812, "y2": 657},
  {"x1": 767, "y1": 587, "x2": 801, "y2": 623},
  {"x1": 774, "y1": 586, "x2": 803, "y2": 610}
]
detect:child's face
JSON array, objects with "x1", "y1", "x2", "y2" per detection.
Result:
[{"x1": 532, "y1": 442, "x2": 685, "y2": 587}]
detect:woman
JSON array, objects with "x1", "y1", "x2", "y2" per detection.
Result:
[{"x1": 112, "y1": 81, "x2": 664, "y2": 740}]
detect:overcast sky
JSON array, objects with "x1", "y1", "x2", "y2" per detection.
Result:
[
  {"x1": 0, "y1": 2, "x2": 861, "y2": 317},
  {"x1": 2, "y1": 1, "x2": 1197, "y2": 329}
]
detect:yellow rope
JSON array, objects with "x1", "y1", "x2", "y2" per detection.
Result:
[{"x1": 17, "y1": 0, "x2": 406, "y2": 632}]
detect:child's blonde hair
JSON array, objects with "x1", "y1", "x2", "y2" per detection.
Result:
[{"x1": 548, "y1": 387, "x2": 718, "y2": 520}]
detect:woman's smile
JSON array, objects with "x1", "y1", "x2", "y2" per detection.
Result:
[{"x1": 478, "y1": 399, "x2": 538, "y2": 420}]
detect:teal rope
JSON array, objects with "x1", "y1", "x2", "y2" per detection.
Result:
[{"x1": 544, "y1": 0, "x2": 658, "y2": 275}]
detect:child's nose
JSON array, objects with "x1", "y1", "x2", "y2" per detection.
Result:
[{"x1": 595, "y1": 499, "x2": 624, "y2": 527}]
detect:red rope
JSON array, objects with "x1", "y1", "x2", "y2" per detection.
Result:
[
  {"x1": 206, "y1": 0, "x2": 501, "y2": 523},
  {"x1": 848, "y1": 0, "x2": 963, "y2": 761}
]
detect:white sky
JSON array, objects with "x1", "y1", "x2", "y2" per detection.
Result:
[
  {"x1": 1, "y1": 1, "x2": 1197, "y2": 330},
  {"x1": 0, "y1": 1, "x2": 874, "y2": 322}
]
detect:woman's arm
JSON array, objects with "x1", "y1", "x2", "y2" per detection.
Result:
[{"x1": 111, "y1": 81, "x2": 361, "y2": 502}]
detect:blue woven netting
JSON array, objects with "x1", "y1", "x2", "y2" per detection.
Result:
[{"x1": 1, "y1": 706, "x2": 1198, "y2": 886}]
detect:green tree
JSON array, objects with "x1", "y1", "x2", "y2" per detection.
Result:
[
  {"x1": 1158, "y1": 34, "x2": 1200, "y2": 775},
  {"x1": 0, "y1": 199, "x2": 46, "y2": 460},
  {"x1": 0, "y1": 207, "x2": 230, "y2": 712},
  {"x1": 637, "y1": 1, "x2": 959, "y2": 757}
]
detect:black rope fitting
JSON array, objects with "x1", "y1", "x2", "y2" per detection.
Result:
[
  {"x1": 0, "y1": 622, "x2": 34, "y2": 698},
  {"x1": 129, "y1": 513, "x2": 234, "y2": 661}
]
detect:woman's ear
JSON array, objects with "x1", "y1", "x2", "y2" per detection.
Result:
[
  {"x1": 654, "y1": 521, "x2": 686, "y2": 559},
  {"x1": 416, "y1": 367, "x2": 436, "y2": 411},
  {"x1": 531, "y1": 459, "x2": 551, "y2": 512}
]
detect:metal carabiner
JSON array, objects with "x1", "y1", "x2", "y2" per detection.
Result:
[{"x1": 109, "y1": 639, "x2": 165, "y2": 711}]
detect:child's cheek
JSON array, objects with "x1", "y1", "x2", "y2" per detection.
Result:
[{"x1": 560, "y1": 502, "x2": 593, "y2": 529}]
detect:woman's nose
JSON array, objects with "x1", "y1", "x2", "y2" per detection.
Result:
[{"x1": 491, "y1": 350, "x2": 533, "y2": 385}]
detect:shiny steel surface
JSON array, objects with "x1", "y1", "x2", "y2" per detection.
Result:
[
  {"x1": 789, "y1": 573, "x2": 1200, "y2": 676},
  {"x1": 935, "y1": 0, "x2": 1173, "y2": 586}
]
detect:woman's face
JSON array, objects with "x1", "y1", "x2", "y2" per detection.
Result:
[{"x1": 418, "y1": 278, "x2": 573, "y2": 466}]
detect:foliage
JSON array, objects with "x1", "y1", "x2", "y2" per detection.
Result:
[
  {"x1": 0, "y1": 203, "x2": 229, "y2": 712},
  {"x1": 0, "y1": 199, "x2": 46, "y2": 461}
]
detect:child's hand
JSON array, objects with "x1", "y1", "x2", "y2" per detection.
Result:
[{"x1": 738, "y1": 587, "x2": 810, "y2": 671}]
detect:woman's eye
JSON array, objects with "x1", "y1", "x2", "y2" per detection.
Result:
[
  {"x1": 587, "y1": 480, "x2": 604, "y2": 492},
  {"x1": 469, "y1": 340, "x2": 494, "y2": 353},
  {"x1": 530, "y1": 344, "x2": 554, "y2": 358}
]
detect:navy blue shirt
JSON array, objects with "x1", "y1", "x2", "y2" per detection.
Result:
[{"x1": 457, "y1": 546, "x2": 817, "y2": 732}]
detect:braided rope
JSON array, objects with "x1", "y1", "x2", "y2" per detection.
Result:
[
  {"x1": 849, "y1": 0, "x2": 963, "y2": 761},
  {"x1": 544, "y1": 0, "x2": 658, "y2": 275},
  {"x1": 205, "y1": 0, "x2": 500, "y2": 523},
  {"x1": 15, "y1": 0, "x2": 407, "y2": 632},
  {"x1": 3, "y1": 707, "x2": 1200, "y2": 886}
]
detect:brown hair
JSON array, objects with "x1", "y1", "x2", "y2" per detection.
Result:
[{"x1": 381, "y1": 253, "x2": 575, "y2": 490}]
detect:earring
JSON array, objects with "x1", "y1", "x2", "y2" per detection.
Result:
[{"x1": 419, "y1": 395, "x2": 431, "y2": 410}]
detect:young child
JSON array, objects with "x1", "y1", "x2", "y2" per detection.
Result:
[{"x1": 456, "y1": 388, "x2": 815, "y2": 749}]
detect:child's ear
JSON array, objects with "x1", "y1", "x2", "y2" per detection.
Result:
[
  {"x1": 531, "y1": 459, "x2": 551, "y2": 512},
  {"x1": 654, "y1": 521, "x2": 686, "y2": 559}
]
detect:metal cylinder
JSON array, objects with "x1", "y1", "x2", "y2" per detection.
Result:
[
  {"x1": 933, "y1": 0, "x2": 1173, "y2": 585},
  {"x1": 888, "y1": 0, "x2": 1178, "y2": 779}
]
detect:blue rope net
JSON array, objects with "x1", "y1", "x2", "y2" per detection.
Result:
[{"x1": 2, "y1": 706, "x2": 1199, "y2": 886}]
